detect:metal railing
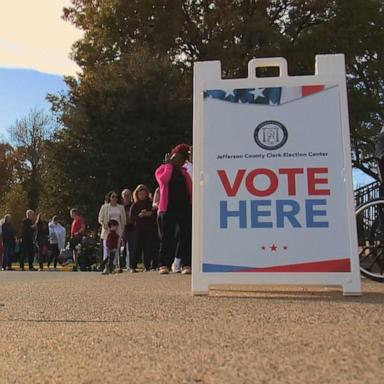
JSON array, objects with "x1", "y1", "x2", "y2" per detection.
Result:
[{"x1": 354, "y1": 180, "x2": 381, "y2": 207}]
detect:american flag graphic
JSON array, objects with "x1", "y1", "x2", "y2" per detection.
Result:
[{"x1": 204, "y1": 85, "x2": 327, "y2": 105}]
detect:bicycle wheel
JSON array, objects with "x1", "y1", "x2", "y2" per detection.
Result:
[{"x1": 355, "y1": 199, "x2": 384, "y2": 282}]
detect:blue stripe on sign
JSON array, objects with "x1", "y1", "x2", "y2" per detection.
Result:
[{"x1": 202, "y1": 263, "x2": 251, "y2": 272}]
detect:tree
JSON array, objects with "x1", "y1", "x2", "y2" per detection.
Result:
[
  {"x1": 0, "y1": 142, "x2": 15, "y2": 197},
  {"x1": 8, "y1": 108, "x2": 54, "y2": 210},
  {"x1": 0, "y1": 183, "x2": 28, "y2": 236},
  {"x1": 46, "y1": 47, "x2": 191, "y2": 226},
  {"x1": 46, "y1": 0, "x2": 384, "y2": 228},
  {"x1": 279, "y1": 0, "x2": 384, "y2": 179}
]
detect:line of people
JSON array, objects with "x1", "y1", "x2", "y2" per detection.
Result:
[
  {"x1": 0, "y1": 210, "x2": 67, "y2": 271},
  {"x1": 0, "y1": 143, "x2": 193, "y2": 275},
  {"x1": 98, "y1": 143, "x2": 193, "y2": 275}
]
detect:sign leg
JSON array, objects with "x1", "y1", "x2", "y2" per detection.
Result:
[{"x1": 342, "y1": 279, "x2": 362, "y2": 296}]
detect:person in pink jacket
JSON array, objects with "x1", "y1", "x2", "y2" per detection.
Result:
[{"x1": 155, "y1": 144, "x2": 192, "y2": 274}]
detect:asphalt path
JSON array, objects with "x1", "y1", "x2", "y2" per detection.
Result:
[{"x1": 0, "y1": 271, "x2": 383, "y2": 384}]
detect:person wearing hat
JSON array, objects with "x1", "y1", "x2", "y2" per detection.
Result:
[{"x1": 155, "y1": 144, "x2": 192, "y2": 275}]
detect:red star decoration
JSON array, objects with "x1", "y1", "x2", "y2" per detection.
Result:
[
  {"x1": 270, "y1": 244, "x2": 278, "y2": 252},
  {"x1": 261, "y1": 245, "x2": 266, "y2": 250}
]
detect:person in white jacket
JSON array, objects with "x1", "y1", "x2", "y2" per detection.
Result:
[
  {"x1": 98, "y1": 191, "x2": 126, "y2": 271},
  {"x1": 48, "y1": 216, "x2": 66, "y2": 269}
]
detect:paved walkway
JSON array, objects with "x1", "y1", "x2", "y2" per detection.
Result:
[{"x1": 0, "y1": 272, "x2": 383, "y2": 383}]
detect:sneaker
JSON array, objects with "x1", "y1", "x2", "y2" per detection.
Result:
[
  {"x1": 29, "y1": 267, "x2": 37, "y2": 271},
  {"x1": 38, "y1": 268, "x2": 44, "y2": 272},
  {"x1": 129, "y1": 268, "x2": 137, "y2": 273},
  {"x1": 19, "y1": 268, "x2": 25, "y2": 271},
  {"x1": 171, "y1": 258, "x2": 182, "y2": 273},
  {"x1": 116, "y1": 268, "x2": 123, "y2": 274},
  {"x1": 181, "y1": 266, "x2": 192, "y2": 275},
  {"x1": 72, "y1": 266, "x2": 78, "y2": 272},
  {"x1": 159, "y1": 266, "x2": 169, "y2": 275},
  {"x1": 101, "y1": 268, "x2": 109, "y2": 275}
]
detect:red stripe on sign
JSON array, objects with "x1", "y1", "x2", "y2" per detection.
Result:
[
  {"x1": 302, "y1": 85, "x2": 325, "y2": 97},
  {"x1": 234, "y1": 258, "x2": 351, "y2": 273}
]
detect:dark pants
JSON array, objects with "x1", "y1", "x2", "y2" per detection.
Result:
[
  {"x1": 38, "y1": 244, "x2": 48, "y2": 269},
  {"x1": 20, "y1": 241, "x2": 35, "y2": 269},
  {"x1": 48, "y1": 244, "x2": 59, "y2": 268},
  {"x1": 2, "y1": 241, "x2": 14, "y2": 269},
  {"x1": 122, "y1": 230, "x2": 135, "y2": 269},
  {"x1": 158, "y1": 209, "x2": 192, "y2": 268},
  {"x1": 100, "y1": 250, "x2": 116, "y2": 273},
  {"x1": 70, "y1": 236, "x2": 82, "y2": 267},
  {"x1": 133, "y1": 229, "x2": 155, "y2": 270},
  {"x1": 152, "y1": 232, "x2": 159, "y2": 270}
]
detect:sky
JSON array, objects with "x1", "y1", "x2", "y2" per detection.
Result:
[
  {"x1": 0, "y1": 68, "x2": 66, "y2": 135},
  {"x1": 0, "y1": 0, "x2": 81, "y2": 137},
  {"x1": 0, "y1": 1, "x2": 375, "y2": 187},
  {"x1": 0, "y1": 0, "x2": 82, "y2": 76}
]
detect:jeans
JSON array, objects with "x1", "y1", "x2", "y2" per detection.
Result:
[
  {"x1": 133, "y1": 229, "x2": 155, "y2": 270},
  {"x1": 124, "y1": 231, "x2": 135, "y2": 269},
  {"x1": 20, "y1": 241, "x2": 35, "y2": 269},
  {"x1": 48, "y1": 244, "x2": 59, "y2": 268},
  {"x1": 100, "y1": 250, "x2": 116, "y2": 273},
  {"x1": 3, "y1": 241, "x2": 14, "y2": 269},
  {"x1": 102, "y1": 239, "x2": 110, "y2": 261},
  {"x1": 103, "y1": 240, "x2": 120, "y2": 268}
]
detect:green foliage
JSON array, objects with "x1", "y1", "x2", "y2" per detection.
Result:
[
  {"x1": 46, "y1": 47, "x2": 191, "y2": 227},
  {"x1": 0, "y1": 109, "x2": 54, "y2": 234},
  {"x1": 8, "y1": 108, "x2": 54, "y2": 209},
  {"x1": 0, "y1": 183, "x2": 28, "y2": 236},
  {"x1": 42, "y1": 0, "x2": 384, "y2": 229},
  {"x1": 0, "y1": 143, "x2": 14, "y2": 197},
  {"x1": 279, "y1": 0, "x2": 384, "y2": 177}
]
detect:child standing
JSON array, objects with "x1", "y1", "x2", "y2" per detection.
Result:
[{"x1": 101, "y1": 219, "x2": 120, "y2": 275}]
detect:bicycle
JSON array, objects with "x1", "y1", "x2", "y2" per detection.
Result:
[{"x1": 355, "y1": 152, "x2": 384, "y2": 282}]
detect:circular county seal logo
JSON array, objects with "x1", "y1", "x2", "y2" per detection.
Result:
[{"x1": 254, "y1": 120, "x2": 288, "y2": 150}]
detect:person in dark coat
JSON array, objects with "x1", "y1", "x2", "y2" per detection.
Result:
[
  {"x1": 121, "y1": 189, "x2": 135, "y2": 271},
  {"x1": 155, "y1": 144, "x2": 192, "y2": 275},
  {"x1": 35, "y1": 213, "x2": 49, "y2": 271},
  {"x1": 21, "y1": 209, "x2": 37, "y2": 271},
  {"x1": 130, "y1": 184, "x2": 157, "y2": 271},
  {"x1": 2, "y1": 214, "x2": 15, "y2": 271}
]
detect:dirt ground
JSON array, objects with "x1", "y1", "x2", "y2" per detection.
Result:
[{"x1": 0, "y1": 271, "x2": 383, "y2": 384}]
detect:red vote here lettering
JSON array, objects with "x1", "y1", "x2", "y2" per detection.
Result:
[{"x1": 217, "y1": 167, "x2": 330, "y2": 197}]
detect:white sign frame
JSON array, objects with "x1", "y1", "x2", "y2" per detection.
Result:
[{"x1": 192, "y1": 55, "x2": 361, "y2": 296}]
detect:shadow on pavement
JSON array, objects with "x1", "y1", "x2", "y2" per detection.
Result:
[
  {"x1": 207, "y1": 289, "x2": 384, "y2": 304},
  {"x1": 0, "y1": 318, "x2": 130, "y2": 323}
]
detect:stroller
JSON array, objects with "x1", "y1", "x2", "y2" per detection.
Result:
[
  {"x1": 58, "y1": 246, "x2": 73, "y2": 267},
  {"x1": 77, "y1": 236, "x2": 102, "y2": 271}
]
